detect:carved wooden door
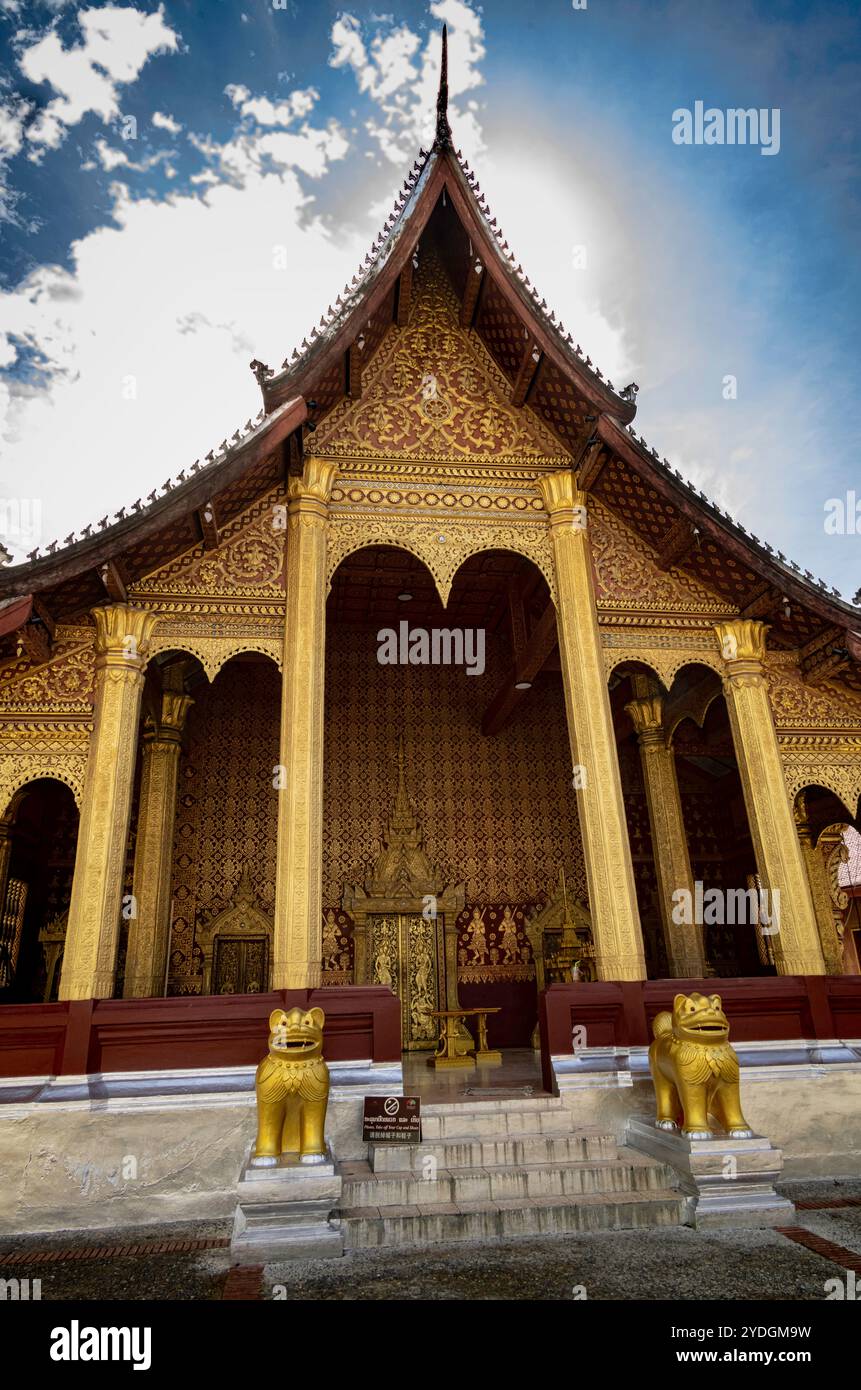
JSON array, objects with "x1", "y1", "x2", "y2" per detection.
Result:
[
  {"x1": 212, "y1": 935, "x2": 269, "y2": 995},
  {"x1": 369, "y1": 912, "x2": 443, "y2": 1050}
]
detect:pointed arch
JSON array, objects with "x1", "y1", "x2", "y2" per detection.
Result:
[
  {"x1": 0, "y1": 761, "x2": 86, "y2": 818},
  {"x1": 327, "y1": 517, "x2": 554, "y2": 606}
]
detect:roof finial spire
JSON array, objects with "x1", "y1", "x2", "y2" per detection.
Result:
[{"x1": 435, "y1": 24, "x2": 452, "y2": 147}]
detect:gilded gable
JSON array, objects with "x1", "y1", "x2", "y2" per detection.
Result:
[{"x1": 314, "y1": 251, "x2": 567, "y2": 466}]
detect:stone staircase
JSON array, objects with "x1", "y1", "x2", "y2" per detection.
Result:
[{"x1": 338, "y1": 1095, "x2": 685, "y2": 1249}]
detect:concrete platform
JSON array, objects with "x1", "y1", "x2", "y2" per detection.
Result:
[
  {"x1": 626, "y1": 1117, "x2": 797, "y2": 1229},
  {"x1": 231, "y1": 1149, "x2": 344, "y2": 1264}
]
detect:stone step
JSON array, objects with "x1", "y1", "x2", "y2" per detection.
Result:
[
  {"x1": 343, "y1": 1153, "x2": 675, "y2": 1209},
  {"x1": 340, "y1": 1189, "x2": 686, "y2": 1249},
  {"x1": 418, "y1": 1102, "x2": 588, "y2": 1141},
  {"x1": 369, "y1": 1129, "x2": 617, "y2": 1173}
]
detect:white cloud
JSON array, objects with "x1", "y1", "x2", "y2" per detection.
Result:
[
  {"x1": 152, "y1": 110, "x2": 182, "y2": 135},
  {"x1": 0, "y1": 100, "x2": 363, "y2": 559},
  {"x1": 18, "y1": 3, "x2": 179, "y2": 152},
  {"x1": 0, "y1": 101, "x2": 25, "y2": 159},
  {"x1": 92, "y1": 136, "x2": 128, "y2": 171},
  {"x1": 226, "y1": 85, "x2": 320, "y2": 127},
  {"x1": 329, "y1": 1, "x2": 486, "y2": 164}
]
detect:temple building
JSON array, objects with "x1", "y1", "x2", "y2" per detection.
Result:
[{"x1": 1, "y1": 36, "x2": 860, "y2": 1074}]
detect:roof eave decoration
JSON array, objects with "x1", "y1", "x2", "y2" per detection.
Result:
[
  {"x1": 436, "y1": 23, "x2": 453, "y2": 149},
  {"x1": 0, "y1": 395, "x2": 307, "y2": 600}
]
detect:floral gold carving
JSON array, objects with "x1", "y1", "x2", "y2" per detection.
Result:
[{"x1": 314, "y1": 250, "x2": 567, "y2": 466}]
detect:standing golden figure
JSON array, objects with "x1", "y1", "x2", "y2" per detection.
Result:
[
  {"x1": 648, "y1": 992, "x2": 753, "y2": 1140},
  {"x1": 250, "y1": 1007, "x2": 330, "y2": 1166}
]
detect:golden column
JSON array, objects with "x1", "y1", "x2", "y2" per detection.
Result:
[
  {"x1": 273, "y1": 457, "x2": 338, "y2": 989},
  {"x1": 124, "y1": 690, "x2": 194, "y2": 998},
  {"x1": 713, "y1": 618, "x2": 824, "y2": 975},
  {"x1": 539, "y1": 471, "x2": 646, "y2": 980},
  {"x1": 59, "y1": 604, "x2": 158, "y2": 1000},
  {"x1": 794, "y1": 794, "x2": 844, "y2": 975},
  {"x1": 625, "y1": 684, "x2": 706, "y2": 978}
]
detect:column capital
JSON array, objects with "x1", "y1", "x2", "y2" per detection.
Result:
[
  {"x1": 92, "y1": 603, "x2": 158, "y2": 673},
  {"x1": 625, "y1": 693, "x2": 667, "y2": 748},
  {"x1": 287, "y1": 457, "x2": 338, "y2": 520},
  {"x1": 714, "y1": 618, "x2": 769, "y2": 675},
  {"x1": 538, "y1": 470, "x2": 588, "y2": 528},
  {"x1": 144, "y1": 691, "x2": 194, "y2": 748}
]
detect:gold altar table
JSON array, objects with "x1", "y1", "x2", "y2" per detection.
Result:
[{"x1": 429, "y1": 1007, "x2": 502, "y2": 1069}]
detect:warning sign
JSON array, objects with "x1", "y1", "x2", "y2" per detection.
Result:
[{"x1": 362, "y1": 1095, "x2": 422, "y2": 1143}]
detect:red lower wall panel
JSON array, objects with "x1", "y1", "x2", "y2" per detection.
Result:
[
  {"x1": 0, "y1": 987, "x2": 401, "y2": 1078},
  {"x1": 2, "y1": 977, "x2": 859, "y2": 1080},
  {"x1": 541, "y1": 975, "x2": 861, "y2": 1069}
]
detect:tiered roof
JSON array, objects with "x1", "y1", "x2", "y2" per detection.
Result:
[{"x1": 1, "y1": 26, "x2": 859, "y2": 688}]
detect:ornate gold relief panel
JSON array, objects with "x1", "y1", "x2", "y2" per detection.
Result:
[
  {"x1": 150, "y1": 616, "x2": 283, "y2": 681},
  {"x1": 0, "y1": 734, "x2": 89, "y2": 815},
  {"x1": 761, "y1": 657, "x2": 861, "y2": 815},
  {"x1": 314, "y1": 249, "x2": 567, "y2": 467},
  {"x1": 457, "y1": 904, "x2": 535, "y2": 984},
  {"x1": 0, "y1": 627, "x2": 95, "y2": 717},
  {"x1": 779, "y1": 736, "x2": 861, "y2": 819},
  {"x1": 765, "y1": 655, "x2": 861, "y2": 733},
  {"x1": 0, "y1": 624, "x2": 95, "y2": 814},
  {"x1": 130, "y1": 488, "x2": 286, "y2": 609},
  {"x1": 590, "y1": 499, "x2": 733, "y2": 618},
  {"x1": 370, "y1": 911, "x2": 442, "y2": 1050},
  {"x1": 601, "y1": 628, "x2": 723, "y2": 688},
  {"x1": 326, "y1": 512, "x2": 555, "y2": 606}
]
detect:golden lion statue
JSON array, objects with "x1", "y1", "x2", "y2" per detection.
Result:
[
  {"x1": 250, "y1": 1007, "x2": 329, "y2": 1166},
  {"x1": 649, "y1": 992, "x2": 753, "y2": 1140}
]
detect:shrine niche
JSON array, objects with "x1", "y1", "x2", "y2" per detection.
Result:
[
  {"x1": 343, "y1": 739, "x2": 464, "y2": 1050},
  {"x1": 195, "y1": 866, "x2": 272, "y2": 996},
  {"x1": 525, "y1": 881, "x2": 595, "y2": 991}
]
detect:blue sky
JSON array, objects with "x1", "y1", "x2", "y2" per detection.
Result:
[{"x1": 0, "y1": 0, "x2": 858, "y2": 600}]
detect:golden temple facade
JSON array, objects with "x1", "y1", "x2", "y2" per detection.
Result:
[{"x1": 1, "y1": 50, "x2": 860, "y2": 1042}]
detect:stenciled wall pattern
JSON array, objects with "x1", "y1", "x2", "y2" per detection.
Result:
[
  {"x1": 164, "y1": 634, "x2": 586, "y2": 990},
  {"x1": 322, "y1": 626, "x2": 587, "y2": 908},
  {"x1": 168, "y1": 659, "x2": 280, "y2": 988}
]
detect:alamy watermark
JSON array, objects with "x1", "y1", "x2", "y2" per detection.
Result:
[
  {"x1": 672, "y1": 882, "x2": 780, "y2": 932},
  {"x1": 377, "y1": 622, "x2": 485, "y2": 676},
  {"x1": 672, "y1": 102, "x2": 780, "y2": 156},
  {"x1": 0, "y1": 498, "x2": 42, "y2": 550},
  {"x1": 824, "y1": 492, "x2": 861, "y2": 534}
]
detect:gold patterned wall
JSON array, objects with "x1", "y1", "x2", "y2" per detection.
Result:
[
  {"x1": 322, "y1": 626, "x2": 587, "y2": 908},
  {"x1": 168, "y1": 659, "x2": 280, "y2": 988}
]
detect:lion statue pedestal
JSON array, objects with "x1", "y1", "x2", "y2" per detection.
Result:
[
  {"x1": 627, "y1": 992, "x2": 796, "y2": 1230},
  {"x1": 230, "y1": 1007, "x2": 344, "y2": 1264}
]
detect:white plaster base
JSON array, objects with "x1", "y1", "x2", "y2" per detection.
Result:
[
  {"x1": 0, "y1": 1059, "x2": 400, "y2": 1238},
  {"x1": 626, "y1": 1117, "x2": 796, "y2": 1229},
  {"x1": 231, "y1": 1149, "x2": 344, "y2": 1263},
  {"x1": 552, "y1": 1040, "x2": 861, "y2": 1179}
]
